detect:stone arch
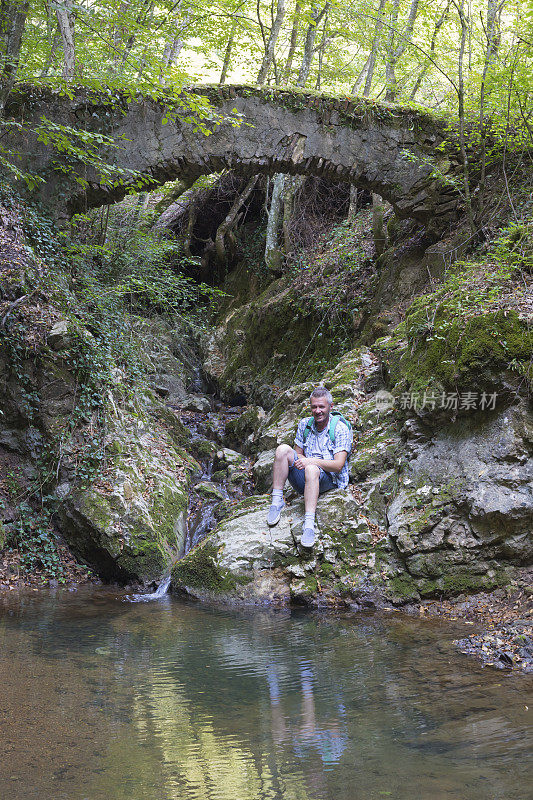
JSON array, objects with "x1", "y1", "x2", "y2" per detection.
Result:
[{"x1": 6, "y1": 85, "x2": 463, "y2": 230}]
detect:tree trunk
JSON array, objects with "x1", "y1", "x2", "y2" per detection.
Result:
[
  {"x1": 352, "y1": 55, "x2": 370, "y2": 94},
  {"x1": 348, "y1": 185, "x2": 358, "y2": 221},
  {"x1": 0, "y1": 0, "x2": 29, "y2": 115},
  {"x1": 118, "y1": 0, "x2": 153, "y2": 71},
  {"x1": 215, "y1": 176, "x2": 259, "y2": 264},
  {"x1": 281, "y1": 0, "x2": 300, "y2": 83},
  {"x1": 219, "y1": 17, "x2": 238, "y2": 84},
  {"x1": 478, "y1": 0, "x2": 504, "y2": 213},
  {"x1": 363, "y1": 0, "x2": 386, "y2": 97},
  {"x1": 479, "y1": 0, "x2": 502, "y2": 122},
  {"x1": 158, "y1": 6, "x2": 190, "y2": 83},
  {"x1": 409, "y1": 1, "x2": 450, "y2": 100},
  {"x1": 455, "y1": 0, "x2": 475, "y2": 231},
  {"x1": 153, "y1": 176, "x2": 196, "y2": 216},
  {"x1": 265, "y1": 174, "x2": 285, "y2": 271},
  {"x1": 297, "y1": 3, "x2": 328, "y2": 87},
  {"x1": 40, "y1": 32, "x2": 60, "y2": 77},
  {"x1": 282, "y1": 174, "x2": 303, "y2": 251},
  {"x1": 372, "y1": 193, "x2": 387, "y2": 255},
  {"x1": 257, "y1": 0, "x2": 286, "y2": 84},
  {"x1": 314, "y1": 8, "x2": 329, "y2": 90},
  {"x1": 183, "y1": 201, "x2": 198, "y2": 259},
  {"x1": 55, "y1": 0, "x2": 76, "y2": 81},
  {"x1": 385, "y1": 0, "x2": 419, "y2": 102},
  {"x1": 264, "y1": 7, "x2": 325, "y2": 268}
]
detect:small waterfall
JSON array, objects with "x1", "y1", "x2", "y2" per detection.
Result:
[{"x1": 127, "y1": 574, "x2": 171, "y2": 602}]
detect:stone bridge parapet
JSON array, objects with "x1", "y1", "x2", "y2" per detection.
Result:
[{"x1": 5, "y1": 84, "x2": 464, "y2": 229}]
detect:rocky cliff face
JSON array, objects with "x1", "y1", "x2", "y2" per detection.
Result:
[
  {"x1": 172, "y1": 341, "x2": 532, "y2": 606},
  {"x1": 1, "y1": 183, "x2": 530, "y2": 601},
  {"x1": 0, "y1": 310, "x2": 201, "y2": 583},
  {"x1": 172, "y1": 198, "x2": 532, "y2": 606},
  {"x1": 0, "y1": 199, "x2": 206, "y2": 585}
]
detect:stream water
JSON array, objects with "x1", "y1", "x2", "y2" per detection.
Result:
[
  {"x1": 0, "y1": 587, "x2": 531, "y2": 800},
  {"x1": 178, "y1": 405, "x2": 253, "y2": 554}
]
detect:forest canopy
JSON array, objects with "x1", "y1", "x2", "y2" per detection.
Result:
[{"x1": 0, "y1": 0, "x2": 531, "y2": 129}]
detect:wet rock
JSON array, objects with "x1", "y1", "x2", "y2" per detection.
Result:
[
  {"x1": 151, "y1": 374, "x2": 188, "y2": 405},
  {"x1": 455, "y1": 621, "x2": 533, "y2": 673},
  {"x1": 189, "y1": 438, "x2": 218, "y2": 460},
  {"x1": 224, "y1": 405, "x2": 266, "y2": 454},
  {"x1": 214, "y1": 448, "x2": 244, "y2": 470},
  {"x1": 253, "y1": 449, "x2": 275, "y2": 492},
  {"x1": 195, "y1": 481, "x2": 225, "y2": 500},
  {"x1": 171, "y1": 496, "x2": 297, "y2": 602},
  {"x1": 171, "y1": 489, "x2": 382, "y2": 605},
  {"x1": 183, "y1": 395, "x2": 211, "y2": 413},
  {"x1": 211, "y1": 470, "x2": 227, "y2": 483},
  {"x1": 58, "y1": 401, "x2": 199, "y2": 585},
  {"x1": 48, "y1": 319, "x2": 71, "y2": 350}
]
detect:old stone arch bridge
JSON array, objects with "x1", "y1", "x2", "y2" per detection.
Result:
[{"x1": 7, "y1": 84, "x2": 464, "y2": 228}]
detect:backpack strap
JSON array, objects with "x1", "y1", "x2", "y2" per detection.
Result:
[
  {"x1": 328, "y1": 413, "x2": 353, "y2": 454},
  {"x1": 302, "y1": 417, "x2": 314, "y2": 443},
  {"x1": 328, "y1": 414, "x2": 339, "y2": 442}
]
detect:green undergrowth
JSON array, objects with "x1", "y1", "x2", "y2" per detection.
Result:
[
  {"x1": 381, "y1": 220, "x2": 533, "y2": 393},
  {"x1": 216, "y1": 212, "x2": 375, "y2": 402},
  {"x1": 0, "y1": 189, "x2": 224, "y2": 584},
  {"x1": 0, "y1": 461, "x2": 78, "y2": 581},
  {"x1": 0, "y1": 189, "x2": 220, "y2": 482},
  {"x1": 5, "y1": 502, "x2": 67, "y2": 580}
]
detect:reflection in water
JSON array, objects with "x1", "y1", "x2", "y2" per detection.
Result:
[{"x1": 0, "y1": 588, "x2": 531, "y2": 800}]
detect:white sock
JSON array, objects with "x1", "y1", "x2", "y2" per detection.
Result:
[
  {"x1": 272, "y1": 489, "x2": 284, "y2": 506},
  {"x1": 304, "y1": 512, "x2": 315, "y2": 529}
]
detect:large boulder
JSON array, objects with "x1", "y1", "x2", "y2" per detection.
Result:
[
  {"x1": 252, "y1": 449, "x2": 275, "y2": 493},
  {"x1": 224, "y1": 405, "x2": 266, "y2": 454},
  {"x1": 385, "y1": 400, "x2": 533, "y2": 596},
  {"x1": 170, "y1": 490, "x2": 394, "y2": 606},
  {"x1": 57, "y1": 404, "x2": 201, "y2": 584},
  {"x1": 171, "y1": 496, "x2": 296, "y2": 603}
]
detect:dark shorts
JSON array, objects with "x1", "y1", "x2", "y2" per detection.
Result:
[{"x1": 287, "y1": 450, "x2": 336, "y2": 496}]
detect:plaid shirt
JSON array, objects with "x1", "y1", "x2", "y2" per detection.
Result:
[{"x1": 294, "y1": 417, "x2": 352, "y2": 489}]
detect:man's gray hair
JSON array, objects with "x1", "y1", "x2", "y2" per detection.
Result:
[{"x1": 310, "y1": 386, "x2": 333, "y2": 404}]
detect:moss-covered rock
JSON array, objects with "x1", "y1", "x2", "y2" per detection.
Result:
[
  {"x1": 378, "y1": 303, "x2": 532, "y2": 400},
  {"x1": 224, "y1": 405, "x2": 266, "y2": 454},
  {"x1": 195, "y1": 481, "x2": 225, "y2": 500},
  {"x1": 189, "y1": 438, "x2": 218, "y2": 460},
  {"x1": 404, "y1": 307, "x2": 531, "y2": 392},
  {"x1": 203, "y1": 268, "x2": 357, "y2": 406},
  {"x1": 171, "y1": 542, "x2": 241, "y2": 593},
  {"x1": 57, "y1": 403, "x2": 195, "y2": 584}
]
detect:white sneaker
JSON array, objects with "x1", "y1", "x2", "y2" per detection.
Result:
[
  {"x1": 267, "y1": 501, "x2": 285, "y2": 527},
  {"x1": 300, "y1": 527, "x2": 315, "y2": 548}
]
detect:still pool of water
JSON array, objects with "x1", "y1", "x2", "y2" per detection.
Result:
[{"x1": 0, "y1": 587, "x2": 531, "y2": 800}]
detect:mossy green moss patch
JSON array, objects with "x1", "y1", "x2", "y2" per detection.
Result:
[
  {"x1": 119, "y1": 543, "x2": 167, "y2": 583},
  {"x1": 402, "y1": 308, "x2": 532, "y2": 391},
  {"x1": 415, "y1": 568, "x2": 509, "y2": 597},
  {"x1": 171, "y1": 542, "x2": 243, "y2": 593}
]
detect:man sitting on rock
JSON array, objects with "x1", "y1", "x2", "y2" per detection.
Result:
[{"x1": 266, "y1": 387, "x2": 352, "y2": 548}]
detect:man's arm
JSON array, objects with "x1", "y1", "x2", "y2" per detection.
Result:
[{"x1": 293, "y1": 451, "x2": 347, "y2": 474}]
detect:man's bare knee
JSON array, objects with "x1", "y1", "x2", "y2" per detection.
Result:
[
  {"x1": 275, "y1": 444, "x2": 293, "y2": 459},
  {"x1": 304, "y1": 464, "x2": 320, "y2": 480}
]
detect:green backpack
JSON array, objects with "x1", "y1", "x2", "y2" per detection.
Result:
[{"x1": 302, "y1": 412, "x2": 353, "y2": 453}]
